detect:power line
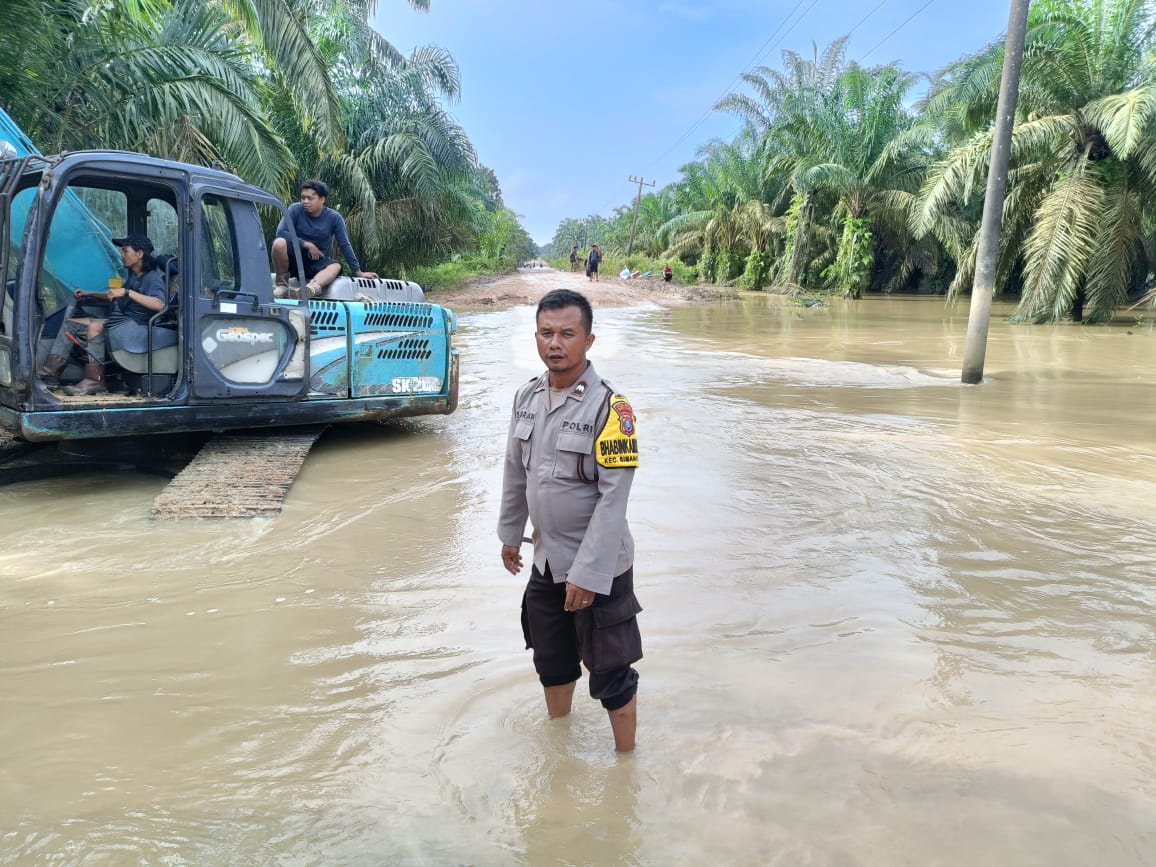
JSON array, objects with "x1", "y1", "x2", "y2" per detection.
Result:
[
  {"x1": 649, "y1": 0, "x2": 928, "y2": 179},
  {"x1": 648, "y1": 3, "x2": 805, "y2": 169},
  {"x1": 847, "y1": 0, "x2": 890, "y2": 39},
  {"x1": 859, "y1": 0, "x2": 939, "y2": 61},
  {"x1": 649, "y1": 0, "x2": 822, "y2": 170},
  {"x1": 737, "y1": 0, "x2": 813, "y2": 74},
  {"x1": 588, "y1": 0, "x2": 933, "y2": 237},
  {"x1": 747, "y1": 0, "x2": 825, "y2": 69}
]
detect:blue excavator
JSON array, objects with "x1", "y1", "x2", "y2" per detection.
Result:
[{"x1": 0, "y1": 108, "x2": 459, "y2": 511}]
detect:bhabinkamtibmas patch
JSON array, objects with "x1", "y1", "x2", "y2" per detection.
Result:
[{"x1": 595, "y1": 393, "x2": 639, "y2": 468}]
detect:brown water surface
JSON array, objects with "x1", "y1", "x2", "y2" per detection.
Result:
[{"x1": 2, "y1": 294, "x2": 1155, "y2": 865}]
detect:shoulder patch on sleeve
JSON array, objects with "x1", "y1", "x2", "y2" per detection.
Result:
[{"x1": 595, "y1": 393, "x2": 639, "y2": 468}]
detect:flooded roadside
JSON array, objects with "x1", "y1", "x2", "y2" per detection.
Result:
[{"x1": 2, "y1": 283, "x2": 1155, "y2": 864}]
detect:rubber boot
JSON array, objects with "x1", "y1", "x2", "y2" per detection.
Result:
[
  {"x1": 37, "y1": 354, "x2": 69, "y2": 386},
  {"x1": 62, "y1": 362, "x2": 106, "y2": 396}
]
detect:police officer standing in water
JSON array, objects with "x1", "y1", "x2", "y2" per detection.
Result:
[{"x1": 499, "y1": 288, "x2": 643, "y2": 752}]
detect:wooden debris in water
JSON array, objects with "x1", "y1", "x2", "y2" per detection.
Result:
[{"x1": 151, "y1": 426, "x2": 326, "y2": 519}]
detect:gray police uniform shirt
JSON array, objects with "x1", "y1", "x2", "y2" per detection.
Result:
[{"x1": 498, "y1": 361, "x2": 638, "y2": 596}]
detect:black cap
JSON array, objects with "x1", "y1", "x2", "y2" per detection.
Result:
[{"x1": 112, "y1": 234, "x2": 154, "y2": 253}]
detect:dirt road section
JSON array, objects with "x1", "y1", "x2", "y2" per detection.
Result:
[{"x1": 425, "y1": 267, "x2": 735, "y2": 312}]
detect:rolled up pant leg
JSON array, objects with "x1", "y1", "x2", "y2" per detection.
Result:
[
  {"x1": 48, "y1": 323, "x2": 74, "y2": 358},
  {"x1": 49, "y1": 303, "x2": 107, "y2": 360},
  {"x1": 576, "y1": 567, "x2": 642, "y2": 711},
  {"x1": 86, "y1": 326, "x2": 106, "y2": 363},
  {"x1": 521, "y1": 563, "x2": 581, "y2": 688},
  {"x1": 521, "y1": 563, "x2": 643, "y2": 711},
  {"x1": 48, "y1": 304, "x2": 85, "y2": 357}
]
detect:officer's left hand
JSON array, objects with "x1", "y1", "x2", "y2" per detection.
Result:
[{"x1": 564, "y1": 582, "x2": 595, "y2": 612}]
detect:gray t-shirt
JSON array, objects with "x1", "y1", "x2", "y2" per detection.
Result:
[{"x1": 276, "y1": 203, "x2": 361, "y2": 273}]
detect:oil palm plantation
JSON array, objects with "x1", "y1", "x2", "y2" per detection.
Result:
[
  {"x1": 657, "y1": 133, "x2": 781, "y2": 284},
  {"x1": 0, "y1": 0, "x2": 527, "y2": 274},
  {"x1": 550, "y1": 218, "x2": 587, "y2": 255},
  {"x1": 720, "y1": 39, "x2": 927, "y2": 297},
  {"x1": 288, "y1": 39, "x2": 479, "y2": 268},
  {"x1": 628, "y1": 187, "x2": 682, "y2": 259},
  {"x1": 0, "y1": 0, "x2": 348, "y2": 185},
  {"x1": 913, "y1": 0, "x2": 1156, "y2": 322}
]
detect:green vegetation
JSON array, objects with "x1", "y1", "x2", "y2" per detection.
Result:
[
  {"x1": 0, "y1": 0, "x2": 534, "y2": 282},
  {"x1": 548, "y1": 0, "x2": 1156, "y2": 324},
  {"x1": 408, "y1": 252, "x2": 521, "y2": 293}
]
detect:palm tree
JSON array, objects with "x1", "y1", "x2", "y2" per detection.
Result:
[
  {"x1": 327, "y1": 42, "x2": 478, "y2": 268},
  {"x1": 550, "y1": 218, "x2": 587, "y2": 255},
  {"x1": 1, "y1": 0, "x2": 439, "y2": 184},
  {"x1": 720, "y1": 40, "x2": 926, "y2": 297},
  {"x1": 913, "y1": 0, "x2": 1156, "y2": 322},
  {"x1": 2, "y1": 0, "x2": 294, "y2": 189},
  {"x1": 658, "y1": 134, "x2": 777, "y2": 284},
  {"x1": 629, "y1": 187, "x2": 682, "y2": 258},
  {"x1": 0, "y1": 0, "x2": 62, "y2": 122}
]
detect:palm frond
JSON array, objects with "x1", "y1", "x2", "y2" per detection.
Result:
[
  {"x1": 1013, "y1": 162, "x2": 1104, "y2": 322},
  {"x1": 1083, "y1": 171, "x2": 1143, "y2": 321},
  {"x1": 1083, "y1": 84, "x2": 1156, "y2": 159}
]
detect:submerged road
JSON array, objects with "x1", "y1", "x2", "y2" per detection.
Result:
[{"x1": 2, "y1": 284, "x2": 1155, "y2": 864}]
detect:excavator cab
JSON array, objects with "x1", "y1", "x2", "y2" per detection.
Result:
[
  {"x1": 3, "y1": 153, "x2": 308, "y2": 402},
  {"x1": 0, "y1": 150, "x2": 457, "y2": 443}
]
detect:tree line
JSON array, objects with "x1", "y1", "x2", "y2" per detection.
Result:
[
  {"x1": 0, "y1": 0, "x2": 537, "y2": 276},
  {"x1": 548, "y1": 0, "x2": 1156, "y2": 324}
]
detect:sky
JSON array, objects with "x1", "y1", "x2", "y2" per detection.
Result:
[{"x1": 375, "y1": 0, "x2": 1016, "y2": 246}]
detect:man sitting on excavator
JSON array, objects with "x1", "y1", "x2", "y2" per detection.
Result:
[{"x1": 271, "y1": 179, "x2": 377, "y2": 298}]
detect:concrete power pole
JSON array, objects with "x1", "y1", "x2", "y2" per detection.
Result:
[
  {"x1": 960, "y1": 0, "x2": 1032, "y2": 384},
  {"x1": 626, "y1": 175, "x2": 655, "y2": 255}
]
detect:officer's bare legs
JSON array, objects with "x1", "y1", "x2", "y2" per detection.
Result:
[
  {"x1": 608, "y1": 694, "x2": 637, "y2": 752},
  {"x1": 544, "y1": 681, "x2": 576, "y2": 718}
]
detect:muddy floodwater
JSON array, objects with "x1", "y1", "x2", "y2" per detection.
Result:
[{"x1": 3, "y1": 292, "x2": 1156, "y2": 865}]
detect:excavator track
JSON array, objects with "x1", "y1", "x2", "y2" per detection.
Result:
[{"x1": 151, "y1": 426, "x2": 327, "y2": 519}]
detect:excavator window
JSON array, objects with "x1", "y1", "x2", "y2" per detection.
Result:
[
  {"x1": 145, "y1": 197, "x2": 178, "y2": 260},
  {"x1": 198, "y1": 194, "x2": 237, "y2": 297}
]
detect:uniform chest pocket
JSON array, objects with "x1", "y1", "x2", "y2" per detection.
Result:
[
  {"x1": 514, "y1": 420, "x2": 534, "y2": 469},
  {"x1": 553, "y1": 431, "x2": 596, "y2": 482}
]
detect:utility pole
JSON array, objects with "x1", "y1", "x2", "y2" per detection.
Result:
[
  {"x1": 960, "y1": 0, "x2": 1031, "y2": 384},
  {"x1": 626, "y1": 175, "x2": 655, "y2": 255}
]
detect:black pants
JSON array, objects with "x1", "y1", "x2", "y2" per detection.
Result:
[{"x1": 521, "y1": 562, "x2": 642, "y2": 711}]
